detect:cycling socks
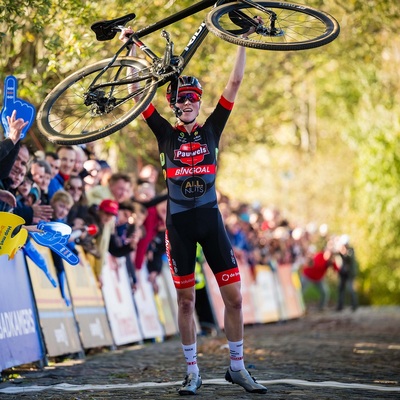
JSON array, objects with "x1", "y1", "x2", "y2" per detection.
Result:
[
  {"x1": 228, "y1": 339, "x2": 245, "y2": 371},
  {"x1": 182, "y1": 343, "x2": 199, "y2": 374}
]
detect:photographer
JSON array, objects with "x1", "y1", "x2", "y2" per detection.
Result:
[{"x1": 336, "y1": 235, "x2": 358, "y2": 311}]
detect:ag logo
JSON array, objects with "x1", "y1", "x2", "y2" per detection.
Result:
[{"x1": 181, "y1": 177, "x2": 206, "y2": 198}]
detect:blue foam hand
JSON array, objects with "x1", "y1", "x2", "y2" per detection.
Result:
[
  {"x1": 30, "y1": 221, "x2": 79, "y2": 266},
  {"x1": 57, "y1": 270, "x2": 71, "y2": 307},
  {"x1": 1, "y1": 76, "x2": 36, "y2": 139},
  {"x1": 23, "y1": 239, "x2": 58, "y2": 288}
]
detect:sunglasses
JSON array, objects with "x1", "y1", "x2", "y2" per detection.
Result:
[{"x1": 176, "y1": 93, "x2": 201, "y2": 104}]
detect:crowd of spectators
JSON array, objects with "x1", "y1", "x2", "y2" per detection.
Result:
[{"x1": 1, "y1": 112, "x2": 357, "y2": 310}]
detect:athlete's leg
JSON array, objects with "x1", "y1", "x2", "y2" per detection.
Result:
[
  {"x1": 197, "y1": 209, "x2": 266, "y2": 393},
  {"x1": 219, "y1": 281, "x2": 243, "y2": 342},
  {"x1": 165, "y1": 221, "x2": 202, "y2": 394},
  {"x1": 177, "y1": 286, "x2": 197, "y2": 345}
]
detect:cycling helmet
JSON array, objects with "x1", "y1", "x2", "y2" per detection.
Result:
[{"x1": 166, "y1": 76, "x2": 203, "y2": 102}]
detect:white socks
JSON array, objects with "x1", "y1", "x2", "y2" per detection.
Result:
[
  {"x1": 182, "y1": 340, "x2": 245, "y2": 374},
  {"x1": 228, "y1": 339, "x2": 245, "y2": 371},
  {"x1": 182, "y1": 343, "x2": 199, "y2": 374}
]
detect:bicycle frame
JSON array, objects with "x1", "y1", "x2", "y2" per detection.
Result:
[
  {"x1": 130, "y1": 0, "x2": 269, "y2": 69},
  {"x1": 87, "y1": 0, "x2": 272, "y2": 115},
  {"x1": 91, "y1": 0, "x2": 265, "y2": 85}
]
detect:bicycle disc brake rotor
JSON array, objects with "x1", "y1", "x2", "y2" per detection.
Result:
[{"x1": 84, "y1": 90, "x2": 116, "y2": 115}]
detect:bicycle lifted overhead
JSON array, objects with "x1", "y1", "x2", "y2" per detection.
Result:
[{"x1": 37, "y1": 0, "x2": 340, "y2": 145}]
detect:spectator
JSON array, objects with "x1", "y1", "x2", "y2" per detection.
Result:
[
  {"x1": 30, "y1": 159, "x2": 46, "y2": 189},
  {"x1": 45, "y1": 151, "x2": 60, "y2": 178},
  {"x1": 133, "y1": 181, "x2": 166, "y2": 272},
  {"x1": 16, "y1": 174, "x2": 39, "y2": 207},
  {"x1": 87, "y1": 199, "x2": 119, "y2": 281},
  {"x1": 1, "y1": 110, "x2": 28, "y2": 179},
  {"x1": 49, "y1": 189, "x2": 75, "y2": 304},
  {"x1": 336, "y1": 235, "x2": 358, "y2": 311},
  {"x1": 138, "y1": 163, "x2": 159, "y2": 185},
  {"x1": 0, "y1": 144, "x2": 29, "y2": 212},
  {"x1": 146, "y1": 198, "x2": 167, "y2": 293},
  {"x1": 98, "y1": 160, "x2": 113, "y2": 186},
  {"x1": 82, "y1": 159, "x2": 102, "y2": 190},
  {"x1": 300, "y1": 245, "x2": 338, "y2": 311},
  {"x1": 114, "y1": 200, "x2": 146, "y2": 290},
  {"x1": 64, "y1": 175, "x2": 88, "y2": 225},
  {"x1": 72, "y1": 145, "x2": 88, "y2": 176},
  {"x1": 48, "y1": 146, "x2": 76, "y2": 199},
  {"x1": 36, "y1": 159, "x2": 52, "y2": 205},
  {"x1": 86, "y1": 172, "x2": 133, "y2": 205},
  {"x1": 0, "y1": 144, "x2": 53, "y2": 222}
]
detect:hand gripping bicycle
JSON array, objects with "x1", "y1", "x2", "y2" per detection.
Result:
[{"x1": 37, "y1": 0, "x2": 340, "y2": 145}]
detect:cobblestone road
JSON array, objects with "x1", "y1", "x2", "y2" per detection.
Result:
[{"x1": 1, "y1": 306, "x2": 399, "y2": 399}]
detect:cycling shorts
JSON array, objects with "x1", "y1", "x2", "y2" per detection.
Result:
[{"x1": 165, "y1": 208, "x2": 240, "y2": 289}]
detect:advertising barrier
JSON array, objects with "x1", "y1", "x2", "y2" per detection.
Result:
[
  {"x1": 0, "y1": 226, "x2": 305, "y2": 373},
  {"x1": 0, "y1": 252, "x2": 44, "y2": 372},
  {"x1": 26, "y1": 242, "x2": 83, "y2": 357},
  {"x1": 253, "y1": 264, "x2": 282, "y2": 323},
  {"x1": 277, "y1": 264, "x2": 305, "y2": 320},
  {"x1": 134, "y1": 266, "x2": 165, "y2": 340},
  {"x1": 63, "y1": 246, "x2": 114, "y2": 349},
  {"x1": 101, "y1": 254, "x2": 143, "y2": 345},
  {"x1": 203, "y1": 261, "x2": 258, "y2": 329},
  {"x1": 154, "y1": 262, "x2": 179, "y2": 337}
]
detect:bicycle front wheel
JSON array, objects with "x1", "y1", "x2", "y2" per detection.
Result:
[
  {"x1": 206, "y1": 1, "x2": 340, "y2": 51},
  {"x1": 37, "y1": 57, "x2": 158, "y2": 144}
]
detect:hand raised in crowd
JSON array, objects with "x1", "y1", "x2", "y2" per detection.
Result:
[
  {"x1": 6, "y1": 110, "x2": 29, "y2": 145},
  {"x1": 32, "y1": 202, "x2": 53, "y2": 223},
  {"x1": 0, "y1": 189, "x2": 17, "y2": 208}
]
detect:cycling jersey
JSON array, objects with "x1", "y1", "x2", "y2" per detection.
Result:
[{"x1": 143, "y1": 97, "x2": 240, "y2": 289}]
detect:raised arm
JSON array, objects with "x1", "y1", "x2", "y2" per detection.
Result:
[
  {"x1": 222, "y1": 45, "x2": 247, "y2": 103},
  {"x1": 222, "y1": 17, "x2": 262, "y2": 103}
]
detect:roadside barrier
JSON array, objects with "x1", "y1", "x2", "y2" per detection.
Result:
[{"x1": 0, "y1": 244, "x2": 304, "y2": 373}]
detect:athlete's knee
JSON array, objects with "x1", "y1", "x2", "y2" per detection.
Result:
[
  {"x1": 226, "y1": 293, "x2": 242, "y2": 311},
  {"x1": 177, "y1": 290, "x2": 195, "y2": 314},
  {"x1": 221, "y1": 285, "x2": 242, "y2": 311}
]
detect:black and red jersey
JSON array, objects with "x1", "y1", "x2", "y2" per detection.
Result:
[
  {"x1": 142, "y1": 96, "x2": 239, "y2": 288},
  {"x1": 143, "y1": 97, "x2": 233, "y2": 222}
]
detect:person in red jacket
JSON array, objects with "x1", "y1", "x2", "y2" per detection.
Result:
[{"x1": 301, "y1": 246, "x2": 338, "y2": 311}]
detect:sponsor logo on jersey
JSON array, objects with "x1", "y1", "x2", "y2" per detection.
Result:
[
  {"x1": 167, "y1": 164, "x2": 215, "y2": 178},
  {"x1": 181, "y1": 177, "x2": 206, "y2": 198},
  {"x1": 174, "y1": 143, "x2": 209, "y2": 166}
]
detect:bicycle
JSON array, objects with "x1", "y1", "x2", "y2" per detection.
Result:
[{"x1": 36, "y1": 0, "x2": 340, "y2": 145}]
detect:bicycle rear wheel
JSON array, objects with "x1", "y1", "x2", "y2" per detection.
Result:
[
  {"x1": 206, "y1": 1, "x2": 340, "y2": 51},
  {"x1": 37, "y1": 57, "x2": 158, "y2": 144}
]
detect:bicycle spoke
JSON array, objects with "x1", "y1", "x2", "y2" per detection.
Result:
[{"x1": 45, "y1": 64, "x2": 152, "y2": 137}]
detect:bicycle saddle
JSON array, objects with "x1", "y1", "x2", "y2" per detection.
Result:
[{"x1": 91, "y1": 13, "x2": 136, "y2": 41}]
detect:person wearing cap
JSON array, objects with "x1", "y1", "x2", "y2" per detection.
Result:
[
  {"x1": 99, "y1": 198, "x2": 119, "y2": 217},
  {"x1": 119, "y1": 21, "x2": 267, "y2": 396},
  {"x1": 88, "y1": 199, "x2": 138, "y2": 283}
]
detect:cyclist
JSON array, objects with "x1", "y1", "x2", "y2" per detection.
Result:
[{"x1": 120, "y1": 23, "x2": 267, "y2": 396}]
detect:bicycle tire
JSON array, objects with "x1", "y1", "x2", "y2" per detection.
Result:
[
  {"x1": 37, "y1": 57, "x2": 158, "y2": 144},
  {"x1": 205, "y1": 1, "x2": 340, "y2": 51}
]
